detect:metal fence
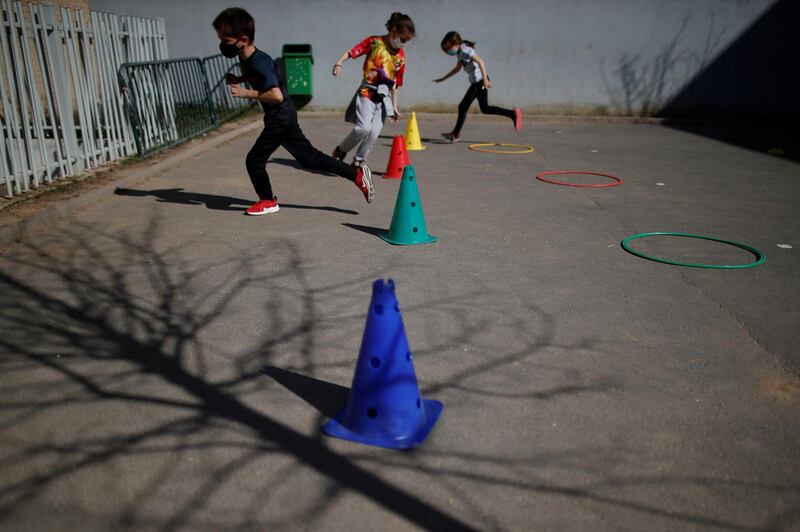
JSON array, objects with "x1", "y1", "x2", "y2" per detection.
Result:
[
  {"x1": 119, "y1": 53, "x2": 254, "y2": 157},
  {"x1": 203, "y1": 53, "x2": 254, "y2": 124},
  {"x1": 0, "y1": 1, "x2": 167, "y2": 197}
]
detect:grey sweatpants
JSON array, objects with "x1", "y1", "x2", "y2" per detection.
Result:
[{"x1": 338, "y1": 95, "x2": 385, "y2": 163}]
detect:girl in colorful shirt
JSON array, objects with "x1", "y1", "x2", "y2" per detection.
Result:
[
  {"x1": 331, "y1": 12, "x2": 415, "y2": 167},
  {"x1": 434, "y1": 31, "x2": 522, "y2": 142}
]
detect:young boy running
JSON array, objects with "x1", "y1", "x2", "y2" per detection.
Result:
[{"x1": 213, "y1": 8, "x2": 374, "y2": 215}]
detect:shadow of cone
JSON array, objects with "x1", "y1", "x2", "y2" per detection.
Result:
[
  {"x1": 379, "y1": 165, "x2": 437, "y2": 245},
  {"x1": 384, "y1": 135, "x2": 411, "y2": 179},
  {"x1": 322, "y1": 279, "x2": 443, "y2": 450},
  {"x1": 404, "y1": 111, "x2": 426, "y2": 151}
]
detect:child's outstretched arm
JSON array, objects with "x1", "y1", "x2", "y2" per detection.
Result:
[
  {"x1": 433, "y1": 61, "x2": 462, "y2": 83},
  {"x1": 471, "y1": 53, "x2": 491, "y2": 89},
  {"x1": 334, "y1": 37, "x2": 373, "y2": 77},
  {"x1": 331, "y1": 51, "x2": 350, "y2": 77}
]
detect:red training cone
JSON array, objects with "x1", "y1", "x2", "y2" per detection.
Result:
[{"x1": 384, "y1": 135, "x2": 411, "y2": 179}]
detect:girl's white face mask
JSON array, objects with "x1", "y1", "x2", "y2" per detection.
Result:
[{"x1": 389, "y1": 36, "x2": 405, "y2": 49}]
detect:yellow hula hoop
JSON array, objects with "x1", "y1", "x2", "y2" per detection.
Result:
[{"x1": 468, "y1": 143, "x2": 534, "y2": 154}]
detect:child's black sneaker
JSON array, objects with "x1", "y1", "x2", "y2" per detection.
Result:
[
  {"x1": 354, "y1": 165, "x2": 374, "y2": 203},
  {"x1": 332, "y1": 146, "x2": 347, "y2": 161},
  {"x1": 441, "y1": 132, "x2": 460, "y2": 143}
]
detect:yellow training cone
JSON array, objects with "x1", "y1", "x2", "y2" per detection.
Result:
[{"x1": 404, "y1": 112, "x2": 426, "y2": 151}]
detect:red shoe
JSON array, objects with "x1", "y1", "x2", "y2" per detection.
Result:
[
  {"x1": 354, "y1": 164, "x2": 374, "y2": 203},
  {"x1": 246, "y1": 197, "x2": 279, "y2": 216},
  {"x1": 514, "y1": 108, "x2": 523, "y2": 130}
]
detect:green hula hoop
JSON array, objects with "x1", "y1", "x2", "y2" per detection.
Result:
[{"x1": 620, "y1": 232, "x2": 765, "y2": 269}]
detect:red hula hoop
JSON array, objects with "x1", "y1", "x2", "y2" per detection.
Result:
[{"x1": 536, "y1": 171, "x2": 623, "y2": 188}]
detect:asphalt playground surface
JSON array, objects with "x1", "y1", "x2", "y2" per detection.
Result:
[{"x1": 1, "y1": 113, "x2": 798, "y2": 531}]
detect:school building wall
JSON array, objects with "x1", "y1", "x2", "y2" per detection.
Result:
[{"x1": 89, "y1": 0, "x2": 796, "y2": 118}]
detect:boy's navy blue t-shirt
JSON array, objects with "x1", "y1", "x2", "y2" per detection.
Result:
[{"x1": 241, "y1": 49, "x2": 291, "y2": 116}]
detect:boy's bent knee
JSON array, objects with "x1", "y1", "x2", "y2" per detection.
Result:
[{"x1": 246, "y1": 151, "x2": 265, "y2": 168}]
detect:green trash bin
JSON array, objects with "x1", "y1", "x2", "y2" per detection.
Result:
[{"x1": 282, "y1": 44, "x2": 313, "y2": 99}]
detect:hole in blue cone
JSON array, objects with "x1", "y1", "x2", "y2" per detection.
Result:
[
  {"x1": 413, "y1": 227, "x2": 418, "y2": 233},
  {"x1": 406, "y1": 351, "x2": 412, "y2": 361},
  {"x1": 370, "y1": 357, "x2": 381, "y2": 368},
  {"x1": 367, "y1": 408, "x2": 377, "y2": 419},
  {"x1": 417, "y1": 398, "x2": 421, "y2": 409},
  {"x1": 394, "y1": 303, "x2": 399, "y2": 312},
  {"x1": 410, "y1": 201, "x2": 416, "y2": 207},
  {"x1": 408, "y1": 175, "x2": 414, "y2": 181},
  {"x1": 375, "y1": 304, "x2": 383, "y2": 315}
]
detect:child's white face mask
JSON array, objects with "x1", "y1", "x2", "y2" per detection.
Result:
[{"x1": 389, "y1": 36, "x2": 405, "y2": 49}]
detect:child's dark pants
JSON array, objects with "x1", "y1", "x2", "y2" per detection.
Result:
[
  {"x1": 246, "y1": 105, "x2": 357, "y2": 200},
  {"x1": 452, "y1": 80, "x2": 516, "y2": 137}
]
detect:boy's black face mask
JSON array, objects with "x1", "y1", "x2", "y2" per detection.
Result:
[{"x1": 219, "y1": 39, "x2": 242, "y2": 58}]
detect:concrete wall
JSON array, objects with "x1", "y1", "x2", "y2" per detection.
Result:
[{"x1": 89, "y1": 0, "x2": 786, "y2": 116}]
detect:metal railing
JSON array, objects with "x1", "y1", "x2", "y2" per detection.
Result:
[
  {"x1": 119, "y1": 54, "x2": 255, "y2": 157},
  {"x1": 120, "y1": 58, "x2": 208, "y2": 157},
  {"x1": 203, "y1": 53, "x2": 254, "y2": 124},
  {"x1": 0, "y1": 1, "x2": 167, "y2": 197}
]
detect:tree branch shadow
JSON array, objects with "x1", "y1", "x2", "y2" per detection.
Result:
[
  {"x1": 0, "y1": 217, "x2": 795, "y2": 531},
  {"x1": 599, "y1": 15, "x2": 727, "y2": 117}
]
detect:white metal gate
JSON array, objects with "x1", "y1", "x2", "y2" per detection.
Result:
[
  {"x1": 0, "y1": 1, "x2": 167, "y2": 197},
  {"x1": 118, "y1": 53, "x2": 255, "y2": 157}
]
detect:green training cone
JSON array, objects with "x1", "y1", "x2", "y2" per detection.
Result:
[{"x1": 379, "y1": 165, "x2": 437, "y2": 245}]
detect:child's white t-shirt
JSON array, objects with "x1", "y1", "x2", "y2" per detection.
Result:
[{"x1": 457, "y1": 44, "x2": 482, "y2": 84}]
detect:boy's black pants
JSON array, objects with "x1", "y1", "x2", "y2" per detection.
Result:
[
  {"x1": 452, "y1": 81, "x2": 515, "y2": 136},
  {"x1": 246, "y1": 105, "x2": 357, "y2": 200}
]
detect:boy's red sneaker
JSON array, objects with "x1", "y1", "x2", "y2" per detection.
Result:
[
  {"x1": 246, "y1": 197, "x2": 280, "y2": 216},
  {"x1": 354, "y1": 165, "x2": 374, "y2": 203},
  {"x1": 514, "y1": 108, "x2": 523, "y2": 130}
]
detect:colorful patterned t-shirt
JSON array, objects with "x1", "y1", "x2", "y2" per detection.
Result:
[{"x1": 348, "y1": 35, "x2": 406, "y2": 97}]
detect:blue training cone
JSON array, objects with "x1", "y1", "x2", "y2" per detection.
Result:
[{"x1": 322, "y1": 279, "x2": 443, "y2": 450}]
